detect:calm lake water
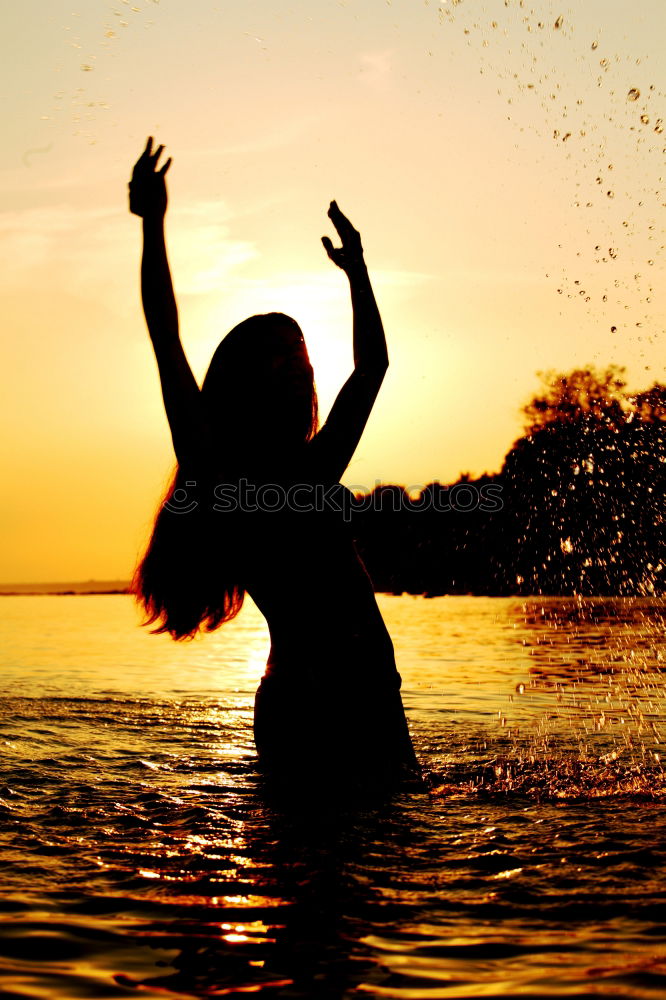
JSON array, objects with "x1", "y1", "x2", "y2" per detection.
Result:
[{"x1": 1, "y1": 594, "x2": 665, "y2": 999}]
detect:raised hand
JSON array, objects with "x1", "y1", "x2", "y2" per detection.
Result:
[
  {"x1": 321, "y1": 201, "x2": 365, "y2": 275},
  {"x1": 129, "y1": 137, "x2": 172, "y2": 219}
]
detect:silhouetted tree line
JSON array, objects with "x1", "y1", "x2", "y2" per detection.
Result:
[{"x1": 351, "y1": 367, "x2": 665, "y2": 596}]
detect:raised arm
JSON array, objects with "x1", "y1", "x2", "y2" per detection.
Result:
[
  {"x1": 314, "y1": 202, "x2": 388, "y2": 481},
  {"x1": 129, "y1": 138, "x2": 209, "y2": 467}
]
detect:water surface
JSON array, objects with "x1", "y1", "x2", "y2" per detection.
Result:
[{"x1": 1, "y1": 595, "x2": 665, "y2": 998}]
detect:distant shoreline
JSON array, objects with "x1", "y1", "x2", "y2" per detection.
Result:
[
  {"x1": 0, "y1": 583, "x2": 663, "y2": 602},
  {"x1": 0, "y1": 581, "x2": 130, "y2": 596}
]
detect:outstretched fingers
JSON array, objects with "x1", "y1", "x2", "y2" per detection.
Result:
[
  {"x1": 327, "y1": 200, "x2": 363, "y2": 261},
  {"x1": 137, "y1": 136, "x2": 154, "y2": 167},
  {"x1": 135, "y1": 138, "x2": 170, "y2": 175},
  {"x1": 322, "y1": 201, "x2": 365, "y2": 271},
  {"x1": 321, "y1": 235, "x2": 336, "y2": 260},
  {"x1": 327, "y1": 200, "x2": 355, "y2": 239},
  {"x1": 129, "y1": 138, "x2": 171, "y2": 218}
]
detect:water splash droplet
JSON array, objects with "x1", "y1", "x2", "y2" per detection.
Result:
[
  {"x1": 627, "y1": 88, "x2": 641, "y2": 101},
  {"x1": 554, "y1": 15, "x2": 563, "y2": 29}
]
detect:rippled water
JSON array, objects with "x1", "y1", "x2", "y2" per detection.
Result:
[{"x1": 1, "y1": 595, "x2": 665, "y2": 998}]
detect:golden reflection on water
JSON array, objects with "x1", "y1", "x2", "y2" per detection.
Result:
[{"x1": 2, "y1": 596, "x2": 666, "y2": 997}]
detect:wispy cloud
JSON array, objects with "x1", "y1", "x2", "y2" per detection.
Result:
[
  {"x1": 0, "y1": 196, "x2": 431, "y2": 316},
  {"x1": 0, "y1": 199, "x2": 258, "y2": 297},
  {"x1": 0, "y1": 204, "x2": 117, "y2": 288}
]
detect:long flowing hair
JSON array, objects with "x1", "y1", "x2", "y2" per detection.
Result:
[{"x1": 132, "y1": 313, "x2": 319, "y2": 640}]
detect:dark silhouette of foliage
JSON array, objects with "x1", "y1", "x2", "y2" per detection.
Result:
[
  {"x1": 353, "y1": 368, "x2": 665, "y2": 597},
  {"x1": 522, "y1": 365, "x2": 628, "y2": 432},
  {"x1": 630, "y1": 383, "x2": 666, "y2": 423}
]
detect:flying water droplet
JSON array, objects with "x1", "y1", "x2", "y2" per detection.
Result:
[{"x1": 627, "y1": 88, "x2": 641, "y2": 101}]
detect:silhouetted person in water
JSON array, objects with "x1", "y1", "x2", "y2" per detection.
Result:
[{"x1": 129, "y1": 138, "x2": 418, "y2": 792}]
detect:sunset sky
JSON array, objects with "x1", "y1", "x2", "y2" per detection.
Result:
[{"x1": 2, "y1": 0, "x2": 664, "y2": 582}]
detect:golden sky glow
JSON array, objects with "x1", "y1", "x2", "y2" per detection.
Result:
[{"x1": 2, "y1": 0, "x2": 664, "y2": 581}]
